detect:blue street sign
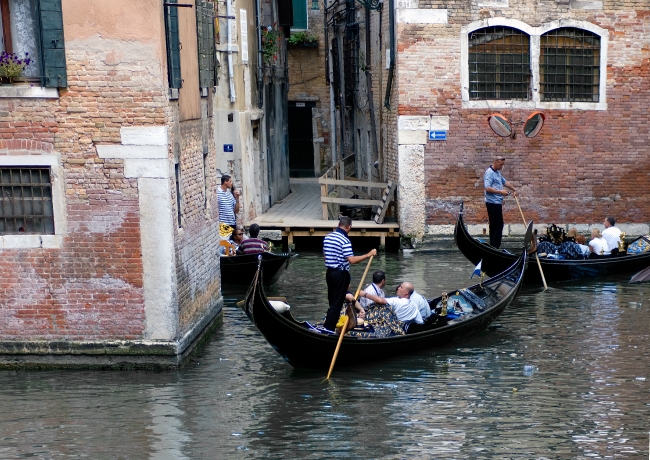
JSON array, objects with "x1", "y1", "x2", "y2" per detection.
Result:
[
  {"x1": 429, "y1": 131, "x2": 447, "y2": 141},
  {"x1": 224, "y1": 144, "x2": 234, "y2": 152}
]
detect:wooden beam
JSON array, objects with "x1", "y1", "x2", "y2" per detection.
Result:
[
  {"x1": 318, "y1": 178, "x2": 388, "y2": 188},
  {"x1": 321, "y1": 197, "x2": 383, "y2": 206}
]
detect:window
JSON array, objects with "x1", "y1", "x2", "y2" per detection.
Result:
[
  {"x1": 461, "y1": 19, "x2": 608, "y2": 110},
  {"x1": 0, "y1": 167, "x2": 54, "y2": 234},
  {"x1": 0, "y1": 0, "x2": 66, "y2": 87},
  {"x1": 292, "y1": 0, "x2": 307, "y2": 30},
  {"x1": 468, "y1": 27, "x2": 530, "y2": 100},
  {"x1": 540, "y1": 28, "x2": 600, "y2": 102}
]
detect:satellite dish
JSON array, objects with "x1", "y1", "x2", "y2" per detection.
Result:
[
  {"x1": 524, "y1": 112, "x2": 545, "y2": 138},
  {"x1": 487, "y1": 114, "x2": 512, "y2": 137}
]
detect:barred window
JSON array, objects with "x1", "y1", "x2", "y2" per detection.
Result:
[
  {"x1": 540, "y1": 28, "x2": 600, "y2": 102},
  {"x1": 468, "y1": 27, "x2": 530, "y2": 100},
  {"x1": 0, "y1": 167, "x2": 54, "y2": 234}
]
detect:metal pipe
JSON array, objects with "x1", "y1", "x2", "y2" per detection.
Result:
[
  {"x1": 255, "y1": 0, "x2": 263, "y2": 108},
  {"x1": 226, "y1": 0, "x2": 236, "y2": 102},
  {"x1": 383, "y1": 0, "x2": 394, "y2": 109}
]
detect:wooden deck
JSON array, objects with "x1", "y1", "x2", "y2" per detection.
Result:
[{"x1": 248, "y1": 178, "x2": 399, "y2": 248}]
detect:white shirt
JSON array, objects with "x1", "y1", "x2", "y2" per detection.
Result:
[
  {"x1": 359, "y1": 283, "x2": 384, "y2": 308},
  {"x1": 602, "y1": 226, "x2": 621, "y2": 251},
  {"x1": 577, "y1": 244, "x2": 590, "y2": 255},
  {"x1": 589, "y1": 237, "x2": 610, "y2": 255},
  {"x1": 410, "y1": 291, "x2": 431, "y2": 320},
  {"x1": 385, "y1": 297, "x2": 423, "y2": 324}
]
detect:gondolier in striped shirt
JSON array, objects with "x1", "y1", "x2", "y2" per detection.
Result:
[
  {"x1": 322, "y1": 216, "x2": 377, "y2": 331},
  {"x1": 218, "y1": 174, "x2": 240, "y2": 228}
]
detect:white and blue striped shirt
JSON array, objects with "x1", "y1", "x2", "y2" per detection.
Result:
[
  {"x1": 323, "y1": 228, "x2": 354, "y2": 270},
  {"x1": 217, "y1": 187, "x2": 237, "y2": 226}
]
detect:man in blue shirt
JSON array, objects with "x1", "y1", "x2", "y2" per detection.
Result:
[
  {"x1": 484, "y1": 156, "x2": 517, "y2": 248},
  {"x1": 322, "y1": 216, "x2": 377, "y2": 331}
]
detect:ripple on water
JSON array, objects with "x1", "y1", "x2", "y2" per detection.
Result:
[{"x1": 0, "y1": 252, "x2": 648, "y2": 458}]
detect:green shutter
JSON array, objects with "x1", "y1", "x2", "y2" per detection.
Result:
[
  {"x1": 196, "y1": 1, "x2": 215, "y2": 88},
  {"x1": 292, "y1": 0, "x2": 307, "y2": 30},
  {"x1": 165, "y1": 1, "x2": 182, "y2": 89},
  {"x1": 37, "y1": 0, "x2": 67, "y2": 88}
]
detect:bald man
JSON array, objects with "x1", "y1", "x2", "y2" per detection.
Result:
[{"x1": 360, "y1": 281, "x2": 423, "y2": 324}]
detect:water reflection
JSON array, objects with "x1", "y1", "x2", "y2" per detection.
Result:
[{"x1": 0, "y1": 251, "x2": 648, "y2": 458}]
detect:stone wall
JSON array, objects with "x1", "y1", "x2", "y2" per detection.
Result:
[{"x1": 393, "y1": 1, "x2": 650, "y2": 239}]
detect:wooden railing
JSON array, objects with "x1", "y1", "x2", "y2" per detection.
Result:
[{"x1": 319, "y1": 154, "x2": 394, "y2": 222}]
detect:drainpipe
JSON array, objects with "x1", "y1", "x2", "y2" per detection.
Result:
[
  {"x1": 227, "y1": 0, "x2": 236, "y2": 102},
  {"x1": 383, "y1": 0, "x2": 394, "y2": 109},
  {"x1": 255, "y1": 0, "x2": 263, "y2": 108},
  {"x1": 329, "y1": 46, "x2": 337, "y2": 165}
]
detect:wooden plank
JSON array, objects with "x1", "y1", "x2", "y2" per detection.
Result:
[
  {"x1": 374, "y1": 181, "x2": 394, "y2": 224},
  {"x1": 318, "y1": 178, "x2": 388, "y2": 188},
  {"x1": 321, "y1": 197, "x2": 383, "y2": 206}
]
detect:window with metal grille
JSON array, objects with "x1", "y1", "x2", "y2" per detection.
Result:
[
  {"x1": 540, "y1": 28, "x2": 600, "y2": 102},
  {"x1": 468, "y1": 27, "x2": 530, "y2": 100},
  {"x1": 0, "y1": 167, "x2": 54, "y2": 234}
]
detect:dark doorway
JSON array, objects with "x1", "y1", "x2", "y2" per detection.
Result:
[{"x1": 288, "y1": 102, "x2": 315, "y2": 177}]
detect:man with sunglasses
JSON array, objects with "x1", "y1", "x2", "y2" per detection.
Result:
[{"x1": 484, "y1": 155, "x2": 517, "y2": 248}]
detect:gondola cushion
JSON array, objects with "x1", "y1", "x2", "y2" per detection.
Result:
[{"x1": 269, "y1": 300, "x2": 291, "y2": 313}]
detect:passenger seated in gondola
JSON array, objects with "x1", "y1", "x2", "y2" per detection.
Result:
[
  {"x1": 359, "y1": 270, "x2": 386, "y2": 309},
  {"x1": 589, "y1": 228, "x2": 610, "y2": 256},
  {"x1": 237, "y1": 223, "x2": 269, "y2": 255},
  {"x1": 360, "y1": 282, "x2": 424, "y2": 326},
  {"x1": 536, "y1": 225, "x2": 587, "y2": 260},
  {"x1": 219, "y1": 226, "x2": 245, "y2": 256},
  {"x1": 602, "y1": 216, "x2": 621, "y2": 254},
  {"x1": 575, "y1": 234, "x2": 590, "y2": 256}
]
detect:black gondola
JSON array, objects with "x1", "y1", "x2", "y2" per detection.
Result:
[
  {"x1": 220, "y1": 252, "x2": 298, "y2": 286},
  {"x1": 454, "y1": 204, "x2": 650, "y2": 284},
  {"x1": 240, "y1": 245, "x2": 527, "y2": 369}
]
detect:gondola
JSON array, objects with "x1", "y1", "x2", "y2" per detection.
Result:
[
  {"x1": 220, "y1": 251, "x2": 298, "y2": 286},
  {"x1": 454, "y1": 203, "x2": 650, "y2": 284},
  {"x1": 239, "y1": 237, "x2": 527, "y2": 369}
]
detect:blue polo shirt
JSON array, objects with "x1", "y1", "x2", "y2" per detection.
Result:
[
  {"x1": 323, "y1": 228, "x2": 354, "y2": 271},
  {"x1": 484, "y1": 167, "x2": 507, "y2": 204}
]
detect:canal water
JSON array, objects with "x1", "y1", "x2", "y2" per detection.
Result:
[{"x1": 1, "y1": 251, "x2": 649, "y2": 459}]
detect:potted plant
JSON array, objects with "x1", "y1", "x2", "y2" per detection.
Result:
[
  {"x1": 0, "y1": 52, "x2": 31, "y2": 84},
  {"x1": 288, "y1": 31, "x2": 319, "y2": 48},
  {"x1": 261, "y1": 25, "x2": 283, "y2": 65}
]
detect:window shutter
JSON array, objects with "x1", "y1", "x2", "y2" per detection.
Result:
[
  {"x1": 292, "y1": 0, "x2": 307, "y2": 30},
  {"x1": 196, "y1": 1, "x2": 215, "y2": 88},
  {"x1": 165, "y1": 0, "x2": 182, "y2": 89},
  {"x1": 37, "y1": 0, "x2": 67, "y2": 88}
]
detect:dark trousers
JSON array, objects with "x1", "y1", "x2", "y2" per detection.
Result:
[
  {"x1": 486, "y1": 202, "x2": 504, "y2": 248},
  {"x1": 324, "y1": 268, "x2": 351, "y2": 330}
]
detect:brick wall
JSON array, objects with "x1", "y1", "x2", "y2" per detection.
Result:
[{"x1": 395, "y1": 3, "x2": 650, "y2": 230}]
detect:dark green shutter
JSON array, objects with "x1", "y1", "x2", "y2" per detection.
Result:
[
  {"x1": 196, "y1": 1, "x2": 215, "y2": 88},
  {"x1": 37, "y1": 0, "x2": 67, "y2": 88},
  {"x1": 292, "y1": 0, "x2": 307, "y2": 30},
  {"x1": 165, "y1": 0, "x2": 182, "y2": 89}
]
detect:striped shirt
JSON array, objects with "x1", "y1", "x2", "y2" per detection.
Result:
[
  {"x1": 323, "y1": 228, "x2": 353, "y2": 270},
  {"x1": 238, "y1": 238, "x2": 268, "y2": 255},
  {"x1": 217, "y1": 187, "x2": 237, "y2": 226}
]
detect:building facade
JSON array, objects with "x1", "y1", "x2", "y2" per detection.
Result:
[{"x1": 0, "y1": 0, "x2": 224, "y2": 367}]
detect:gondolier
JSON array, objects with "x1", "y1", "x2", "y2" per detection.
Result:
[
  {"x1": 218, "y1": 174, "x2": 240, "y2": 228},
  {"x1": 323, "y1": 216, "x2": 377, "y2": 331},
  {"x1": 484, "y1": 155, "x2": 517, "y2": 248}
]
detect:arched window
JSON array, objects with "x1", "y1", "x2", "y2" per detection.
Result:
[
  {"x1": 468, "y1": 26, "x2": 530, "y2": 100},
  {"x1": 540, "y1": 28, "x2": 600, "y2": 102}
]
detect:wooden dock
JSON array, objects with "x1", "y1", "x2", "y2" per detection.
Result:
[{"x1": 248, "y1": 178, "x2": 400, "y2": 249}]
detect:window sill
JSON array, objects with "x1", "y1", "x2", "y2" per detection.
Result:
[
  {"x1": 0, "y1": 234, "x2": 62, "y2": 249},
  {"x1": 462, "y1": 100, "x2": 607, "y2": 111},
  {"x1": 0, "y1": 86, "x2": 60, "y2": 99}
]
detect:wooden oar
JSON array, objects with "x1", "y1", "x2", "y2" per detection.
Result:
[
  {"x1": 514, "y1": 194, "x2": 548, "y2": 290},
  {"x1": 325, "y1": 256, "x2": 374, "y2": 380},
  {"x1": 630, "y1": 265, "x2": 650, "y2": 283}
]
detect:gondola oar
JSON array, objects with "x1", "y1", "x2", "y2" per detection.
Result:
[
  {"x1": 514, "y1": 194, "x2": 548, "y2": 290},
  {"x1": 325, "y1": 256, "x2": 374, "y2": 380}
]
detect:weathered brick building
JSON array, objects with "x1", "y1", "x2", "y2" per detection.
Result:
[
  {"x1": 391, "y1": 0, "x2": 650, "y2": 241},
  {"x1": 0, "y1": 0, "x2": 223, "y2": 367},
  {"x1": 291, "y1": 0, "x2": 650, "y2": 241}
]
